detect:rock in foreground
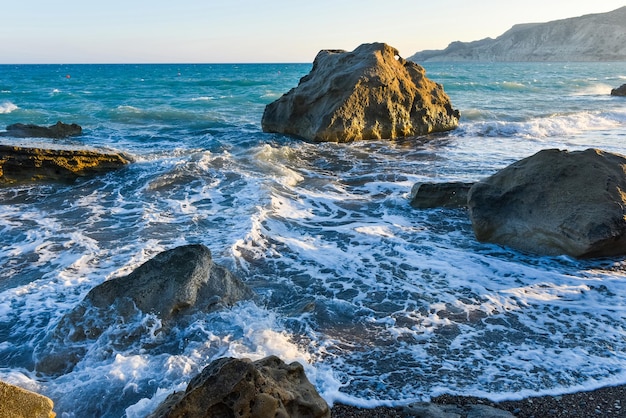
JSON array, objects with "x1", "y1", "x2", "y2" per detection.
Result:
[
  {"x1": 468, "y1": 148, "x2": 626, "y2": 258},
  {"x1": 0, "y1": 121, "x2": 82, "y2": 138},
  {"x1": 148, "y1": 356, "x2": 330, "y2": 418},
  {"x1": 0, "y1": 381, "x2": 56, "y2": 418},
  {"x1": 262, "y1": 42, "x2": 459, "y2": 142},
  {"x1": 0, "y1": 144, "x2": 131, "y2": 186},
  {"x1": 34, "y1": 244, "x2": 254, "y2": 375}
]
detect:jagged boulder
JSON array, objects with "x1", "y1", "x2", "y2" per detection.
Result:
[
  {"x1": 262, "y1": 42, "x2": 459, "y2": 142},
  {"x1": 611, "y1": 83, "x2": 626, "y2": 96},
  {"x1": 0, "y1": 381, "x2": 56, "y2": 418},
  {"x1": 1, "y1": 121, "x2": 82, "y2": 138},
  {"x1": 34, "y1": 244, "x2": 255, "y2": 375},
  {"x1": 468, "y1": 148, "x2": 626, "y2": 258},
  {"x1": 148, "y1": 356, "x2": 330, "y2": 418},
  {"x1": 0, "y1": 144, "x2": 131, "y2": 186}
]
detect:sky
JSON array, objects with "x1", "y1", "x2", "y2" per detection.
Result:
[{"x1": 1, "y1": 1, "x2": 625, "y2": 64}]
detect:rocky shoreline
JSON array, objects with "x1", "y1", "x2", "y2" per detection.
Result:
[{"x1": 332, "y1": 384, "x2": 626, "y2": 417}]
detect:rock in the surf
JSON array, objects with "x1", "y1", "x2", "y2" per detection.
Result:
[
  {"x1": 467, "y1": 148, "x2": 626, "y2": 258},
  {"x1": 34, "y1": 244, "x2": 254, "y2": 375},
  {"x1": 0, "y1": 121, "x2": 82, "y2": 138},
  {"x1": 148, "y1": 356, "x2": 330, "y2": 418},
  {"x1": 262, "y1": 42, "x2": 460, "y2": 142},
  {"x1": 0, "y1": 381, "x2": 56, "y2": 418},
  {"x1": 410, "y1": 181, "x2": 474, "y2": 208},
  {"x1": 0, "y1": 144, "x2": 131, "y2": 186},
  {"x1": 611, "y1": 83, "x2": 626, "y2": 96}
]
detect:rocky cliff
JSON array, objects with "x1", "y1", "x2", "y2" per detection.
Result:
[{"x1": 409, "y1": 6, "x2": 626, "y2": 62}]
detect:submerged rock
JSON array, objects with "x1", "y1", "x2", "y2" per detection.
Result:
[
  {"x1": 410, "y1": 181, "x2": 474, "y2": 208},
  {"x1": 148, "y1": 356, "x2": 330, "y2": 418},
  {"x1": 611, "y1": 83, "x2": 626, "y2": 96},
  {"x1": 1, "y1": 121, "x2": 82, "y2": 138},
  {"x1": 34, "y1": 244, "x2": 254, "y2": 375},
  {"x1": 0, "y1": 144, "x2": 131, "y2": 186},
  {"x1": 262, "y1": 42, "x2": 459, "y2": 142},
  {"x1": 468, "y1": 148, "x2": 626, "y2": 258},
  {"x1": 0, "y1": 380, "x2": 56, "y2": 418}
]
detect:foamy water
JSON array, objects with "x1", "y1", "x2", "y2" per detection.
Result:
[{"x1": 1, "y1": 62, "x2": 626, "y2": 417}]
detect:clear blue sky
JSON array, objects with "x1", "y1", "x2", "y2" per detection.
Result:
[{"x1": 1, "y1": 1, "x2": 624, "y2": 63}]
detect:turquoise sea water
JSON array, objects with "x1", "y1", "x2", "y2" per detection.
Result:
[{"x1": 1, "y1": 62, "x2": 626, "y2": 417}]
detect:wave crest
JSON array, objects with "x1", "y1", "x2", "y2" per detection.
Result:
[{"x1": 0, "y1": 101, "x2": 18, "y2": 114}]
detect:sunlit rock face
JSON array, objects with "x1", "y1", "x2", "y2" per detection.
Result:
[
  {"x1": 0, "y1": 144, "x2": 131, "y2": 186},
  {"x1": 147, "y1": 356, "x2": 330, "y2": 418},
  {"x1": 0, "y1": 381, "x2": 56, "y2": 418},
  {"x1": 262, "y1": 42, "x2": 459, "y2": 142}
]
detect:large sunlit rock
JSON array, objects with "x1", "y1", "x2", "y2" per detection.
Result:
[{"x1": 262, "y1": 42, "x2": 459, "y2": 142}]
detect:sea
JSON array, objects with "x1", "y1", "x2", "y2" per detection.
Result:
[{"x1": 1, "y1": 61, "x2": 626, "y2": 417}]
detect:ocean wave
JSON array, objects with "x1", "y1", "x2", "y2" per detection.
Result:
[
  {"x1": 572, "y1": 82, "x2": 614, "y2": 96},
  {"x1": 108, "y1": 104, "x2": 225, "y2": 125},
  {"x1": 460, "y1": 110, "x2": 622, "y2": 139},
  {"x1": 0, "y1": 101, "x2": 18, "y2": 114},
  {"x1": 499, "y1": 81, "x2": 529, "y2": 90}
]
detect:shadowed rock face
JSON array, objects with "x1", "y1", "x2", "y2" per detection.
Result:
[
  {"x1": 33, "y1": 245, "x2": 255, "y2": 376},
  {"x1": 148, "y1": 356, "x2": 330, "y2": 418},
  {"x1": 0, "y1": 144, "x2": 131, "y2": 186},
  {"x1": 468, "y1": 148, "x2": 626, "y2": 258},
  {"x1": 410, "y1": 182, "x2": 474, "y2": 209},
  {"x1": 262, "y1": 42, "x2": 459, "y2": 142},
  {"x1": 1, "y1": 121, "x2": 82, "y2": 138}
]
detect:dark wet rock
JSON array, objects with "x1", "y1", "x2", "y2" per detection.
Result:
[
  {"x1": 0, "y1": 144, "x2": 131, "y2": 186},
  {"x1": 148, "y1": 356, "x2": 330, "y2": 418},
  {"x1": 34, "y1": 244, "x2": 254, "y2": 375},
  {"x1": 410, "y1": 182, "x2": 474, "y2": 208},
  {"x1": 0, "y1": 381, "x2": 56, "y2": 418},
  {"x1": 1, "y1": 121, "x2": 82, "y2": 138},
  {"x1": 611, "y1": 83, "x2": 626, "y2": 96},
  {"x1": 467, "y1": 148, "x2": 626, "y2": 258},
  {"x1": 262, "y1": 42, "x2": 459, "y2": 142}
]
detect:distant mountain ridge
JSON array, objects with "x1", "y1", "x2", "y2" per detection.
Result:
[{"x1": 409, "y1": 7, "x2": 626, "y2": 62}]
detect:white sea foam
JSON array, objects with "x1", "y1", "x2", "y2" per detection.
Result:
[
  {"x1": 0, "y1": 101, "x2": 17, "y2": 114},
  {"x1": 572, "y1": 82, "x2": 614, "y2": 96},
  {"x1": 461, "y1": 110, "x2": 622, "y2": 141}
]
